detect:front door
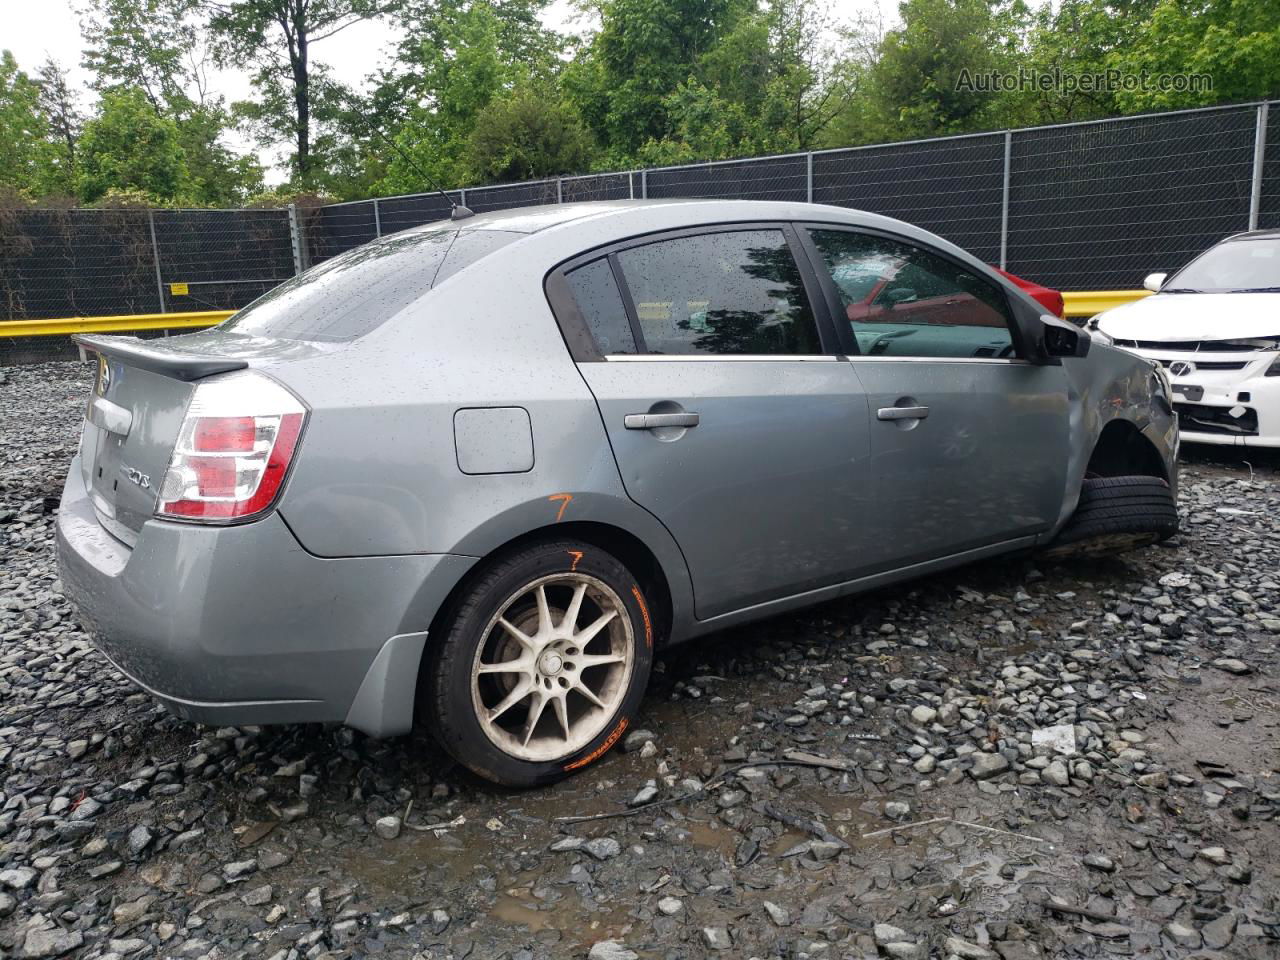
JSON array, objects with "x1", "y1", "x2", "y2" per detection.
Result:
[
  {"x1": 803, "y1": 226, "x2": 1070, "y2": 564},
  {"x1": 560, "y1": 226, "x2": 873, "y2": 620}
]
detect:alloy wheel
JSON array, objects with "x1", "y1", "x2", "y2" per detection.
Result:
[{"x1": 470, "y1": 572, "x2": 635, "y2": 762}]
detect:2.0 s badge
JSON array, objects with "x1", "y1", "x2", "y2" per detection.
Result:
[{"x1": 119, "y1": 464, "x2": 151, "y2": 490}]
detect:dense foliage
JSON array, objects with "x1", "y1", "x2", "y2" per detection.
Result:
[{"x1": 1, "y1": 0, "x2": 1277, "y2": 206}]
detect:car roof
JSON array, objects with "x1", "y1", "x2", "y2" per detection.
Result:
[
  {"x1": 1223, "y1": 228, "x2": 1280, "y2": 242},
  {"x1": 436, "y1": 198, "x2": 876, "y2": 235},
  {"x1": 444, "y1": 199, "x2": 715, "y2": 234}
]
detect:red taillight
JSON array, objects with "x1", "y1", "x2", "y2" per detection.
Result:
[
  {"x1": 194, "y1": 416, "x2": 256, "y2": 452},
  {"x1": 157, "y1": 373, "x2": 306, "y2": 523},
  {"x1": 190, "y1": 455, "x2": 239, "y2": 497}
]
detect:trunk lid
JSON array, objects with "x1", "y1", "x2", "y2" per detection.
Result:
[{"x1": 74, "y1": 334, "x2": 250, "y2": 542}]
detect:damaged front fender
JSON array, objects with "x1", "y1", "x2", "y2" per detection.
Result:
[{"x1": 1047, "y1": 343, "x2": 1179, "y2": 540}]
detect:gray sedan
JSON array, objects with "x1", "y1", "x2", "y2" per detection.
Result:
[{"x1": 56, "y1": 200, "x2": 1178, "y2": 786}]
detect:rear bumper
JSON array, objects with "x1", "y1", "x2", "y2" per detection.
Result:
[{"x1": 56, "y1": 456, "x2": 475, "y2": 736}]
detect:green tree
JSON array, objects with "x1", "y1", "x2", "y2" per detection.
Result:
[
  {"x1": 390, "y1": 0, "x2": 561, "y2": 87},
  {"x1": 362, "y1": 0, "x2": 565, "y2": 195},
  {"x1": 856, "y1": 0, "x2": 1028, "y2": 140},
  {"x1": 207, "y1": 0, "x2": 391, "y2": 186},
  {"x1": 0, "y1": 51, "x2": 52, "y2": 194},
  {"x1": 35, "y1": 57, "x2": 84, "y2": 195},
  {"x1": 81, "y1": 0, "x2": 263, "y2": 203},
  {"x1": 80, "y1": 0, "x2": 205, "y2": 111},
  {"x1": 178, "y1": 105, "x2": 265, "y2": 203},
  {"x1": 376, "y1": 0, "x2": 509, "y2": 193},
  {"x1": 634, "y1": 0, "x2": 855, "y2": 164},
  {"x1": 1109, "y1": 0, "x2": 1280, "y2": 111},
  {"x1": 569, "y1": 0, "x2": 749, "y2": 156},
  {"x1": 77, "y1": 87, "x2": 189, "y2": 202},
  {"x1": 467, "y1": 85, "x2": 594, "y2": 181}
]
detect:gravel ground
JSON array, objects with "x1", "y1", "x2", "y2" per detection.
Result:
[{"x1": 2, "y1": 360, "x2": 1279, "y2": 960}]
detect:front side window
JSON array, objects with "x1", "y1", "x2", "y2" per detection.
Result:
[
  {"x1": 614, "y1": 230, "x2": 821, "y2": 355},
  {"x1": 810, "y1": 229, "x2": 1015, "y2": 359}
]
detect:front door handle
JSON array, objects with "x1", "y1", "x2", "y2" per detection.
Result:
[
  {"x1": 624, "y1": 412, "x2": 700, "y2": 430},
  {"x1": 877, "y1": 405, "x2": 930, "y2": 421}
]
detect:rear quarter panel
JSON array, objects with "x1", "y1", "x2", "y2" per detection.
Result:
[{"x1": 263, "y1": 227, "x2": 695, "y2": 626}]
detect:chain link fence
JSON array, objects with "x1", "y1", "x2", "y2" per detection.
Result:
[
  {"x1": 3, "y1": 100, "x2": 1278, "y2": 365},
  {"x1": 281, "y1": 98, "x2": 1280, "y2": 286}
]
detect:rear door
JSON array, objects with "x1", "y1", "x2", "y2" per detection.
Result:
[
  {"x1": 800, "y1": 225, "x2": 1070, "y2": 563},
  {"x1": 550, "y1": 225, "x2": 873, "y2": 620}
]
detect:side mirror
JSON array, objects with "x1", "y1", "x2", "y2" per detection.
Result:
[
  {"x1": 1143, "y1": 272, "x2": 1167, "y2": 292},
  {"x1": 1035, "y1": 314, "x2": 1091, "y2": 362},
  {"x1": 886, "y1": 287, "x2": 917, "y2": 306}
]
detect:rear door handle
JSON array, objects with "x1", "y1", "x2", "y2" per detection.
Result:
[
  {"x1": 877, "y1": 405, "x2": 930, "y2": 421},
  {"x1": 624, "y1": 412, "x2": 700, "y2": 430}
]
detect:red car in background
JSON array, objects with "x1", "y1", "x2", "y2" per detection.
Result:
[
  {"x1": 997, "y1": 268, "x2": 1065, "y2": 318},
  {"x1": 834, "y1": 254, "x2": 1065, "y2": 329}
]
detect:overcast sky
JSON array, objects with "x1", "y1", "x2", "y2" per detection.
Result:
[{"x1": 0, "y1": 0, "x2": 587, "y2": 183}]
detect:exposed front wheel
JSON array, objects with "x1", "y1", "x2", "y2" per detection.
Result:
[
  {"x1": 1043, "y1": 475, "x2": 1179, "y2": 559},
  {"x1": 425, "y1": 541, "x2": 654, "y2": 787}
]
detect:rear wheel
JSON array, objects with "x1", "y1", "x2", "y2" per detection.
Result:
[
  {"x1": 1044, "y1": 475, "x2": 1178, "y2": 559},
  {"x1": 425, "y1": 541, "x2": 654, "y2": 787}
]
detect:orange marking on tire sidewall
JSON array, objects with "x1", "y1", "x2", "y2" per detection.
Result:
[
  {"x1": 567, "y1": 550, "x2": 584, "y2": 571},
  {"x1": 631, "y1": 585, "x2": 652, "y2": 649},
  {"x1": 564, "y1": 716, "x2": 628, "y2": 771}
]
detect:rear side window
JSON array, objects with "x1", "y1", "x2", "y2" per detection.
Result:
[
  {"x1": 220, "y1": 228, "x2": 522, "y2": 342},
  {"x1": 564, "y1": 258, "x2": 637, "y2": 354},
  {"x1": 614, "y1": 230, "x2": 821, "y2": 355}
]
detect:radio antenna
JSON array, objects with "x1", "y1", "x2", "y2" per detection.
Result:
[{"x1": 343, "y1": 92, "x2": 474, "y2": 221}]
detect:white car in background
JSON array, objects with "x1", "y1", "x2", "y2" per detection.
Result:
[{"x1": 1091, "y1": 230, "x2": 1280, "y2": 447}]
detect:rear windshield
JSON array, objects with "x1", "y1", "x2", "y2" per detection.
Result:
[{"x1": 219, "y1": 227, "x2": 522, "y2": 341}]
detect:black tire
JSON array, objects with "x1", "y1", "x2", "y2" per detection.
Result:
[
  {"x1": 423, "y1": 540, "x2": 654, "y2": 787},
  {"x1": 1045, "y1": 475, "x2": 1178, "y2": 558}
]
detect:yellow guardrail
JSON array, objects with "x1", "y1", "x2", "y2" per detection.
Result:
[
  {"x1": 1, "y1": 291, "x2": 1147, "y2": 337},
  {"x1": 1060, "y1": 290, "x2": 1150, "y2": 318},
  {"x1": 0, "y1": 310, "x2": 233, "y2": 338}
]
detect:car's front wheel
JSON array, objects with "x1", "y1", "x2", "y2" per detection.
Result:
[
  {"x1": 424, "y1": 540, "x2": 654, "y2": 787},
  {"x1": 1043, "y1": 475, "x2": 1178, "y2": 559}
]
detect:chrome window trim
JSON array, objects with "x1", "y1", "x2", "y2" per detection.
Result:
[
  {"x1": 600, "y1": 354, "x2": 1027, "y2": 364},
  {"x1": 846, "y1": 356, "x2": 1031, "y2": 365},
  {"x1": 601, "y1": 354, "x2": 841, "y2": 362}
]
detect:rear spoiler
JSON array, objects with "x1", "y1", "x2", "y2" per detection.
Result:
[{"x1": 73, "y1": 334, "x2": 248, "y2": 382}]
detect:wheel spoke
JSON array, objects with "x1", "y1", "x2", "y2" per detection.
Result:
[
  {"x1": 575, "y1": 653, "x2": 626, "y2": 669},
  {"x1": 522, "y1": 691, "x2": 548, "y2": 746},
  {"x1": 572, "y1": 680, "x2": 607, "y2": 710},
  {"x1": 551, "y1": 693, "x2": 570, "y2": 740},
  {"x1": 478, "y1": 658, "x2": 528, "y2": 675},
  {"x1": 573, "y1": 608, "x2": 618, "y2": 646},
  {"x1": 534, "y1": 584, "x2": 552, "y2": 633},
  {"x1": 561, "y1": 582, "x2": 587, "y2": 632},
  {"x1": 497, "y1": 618, "x2": 535, "y2": 649},
  {"x1": 488, "y1": 678, "x2": 533, "y2": 722}
]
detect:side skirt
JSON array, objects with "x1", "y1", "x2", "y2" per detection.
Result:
[{"x1": 675, "y1": 535, "x2": 1041, "y2": 643}]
